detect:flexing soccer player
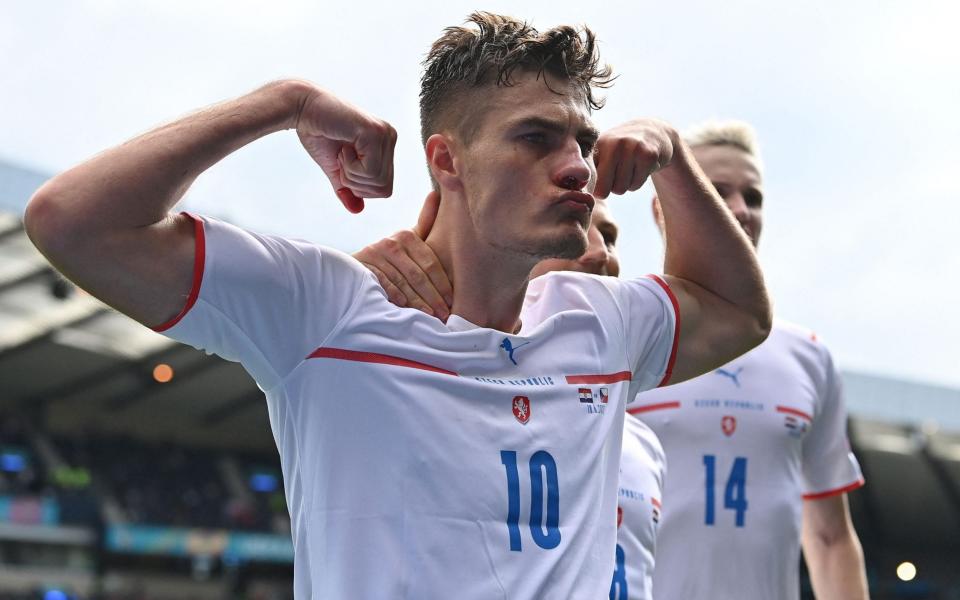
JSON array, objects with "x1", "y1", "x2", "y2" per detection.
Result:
[
  {"x1": 632, "y1": 121, "x2": 868, "y2": 600},
  {"x1": 360, "y1": 196, "x2": 666, "y2": 600},
  {"x1": 364, "y1": 124, "x2": 869, "y2": 600},
  {"x1": 24, "y1": 14, "x2": 770, "y2": 598}
]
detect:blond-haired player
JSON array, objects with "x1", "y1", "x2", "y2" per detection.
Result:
[{"x1": 632, "y1": 120, "x2": 868, "y2": 600}]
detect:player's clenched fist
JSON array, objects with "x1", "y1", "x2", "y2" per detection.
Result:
[
  {"x1": 294, "y1": 85, "x2": 398, "y2": 213},
  {"x1": 593, "y1": 119, "x2": 678, "y2": 199}
]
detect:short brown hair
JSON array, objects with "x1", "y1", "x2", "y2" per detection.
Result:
[{"x1": 419, "y1": 12, "x2": 614, "y2": 146}]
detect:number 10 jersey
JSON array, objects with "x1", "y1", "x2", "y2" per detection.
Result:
[{"x1": 157, "y1": 215, "x2": 680, "y2": 599}]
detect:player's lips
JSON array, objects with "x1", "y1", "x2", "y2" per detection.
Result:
[{"x1": 555, "y1": 191, "x2": 595, "y2": 213}]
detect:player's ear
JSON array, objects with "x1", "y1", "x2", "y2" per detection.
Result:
[
  {"x1": 651, "y1": 196, "x2": 666, "y2": 237},
  {"x1": 426, "y1": 134, "x2": 463, "y2": 193}
]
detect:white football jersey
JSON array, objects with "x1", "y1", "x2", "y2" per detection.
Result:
[
  {"x1": 155, "y1": 215, "x2": 680, "y2": 599},
  {"x1": 609, "y1": 414, "x2": 665, "y2": 600},
  {"x1": 630, "y1": 320, "x2": 863, "y2": 600}
]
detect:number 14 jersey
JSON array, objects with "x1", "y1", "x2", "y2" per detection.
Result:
[{"x1": 630, "y1": 320, "x2": 864, "y2": 600}]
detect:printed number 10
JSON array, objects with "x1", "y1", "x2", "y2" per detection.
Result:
[
  {"x1": 703, "y1": 455, "x2": 748, "y2": 527},
  {"x1": 501, "y1": 450, "x2": 561, "y2": 552}
]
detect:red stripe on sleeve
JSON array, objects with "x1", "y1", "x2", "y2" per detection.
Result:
[
  {"x1": 802, "y1": 478, "x2": 865, "y2": 500},
  {"x1": 308, "y1": 347, "x2": 459, "y2": 377},
  {"x1": 645, "y1": 274, "x2": 680, "y2": 387},
  {"x1": 153, "y1": 212, "x2": 205, "y2": 333},
  {"x1": 627, "y1": 401, "x2": 681, "y2": 415}
]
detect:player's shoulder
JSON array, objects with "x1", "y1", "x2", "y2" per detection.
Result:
[
  {"x1": 771, "y1": 318, "x2": 830, "y2": 349},
  {"x1": 204, "y1": 215, "x2": 371, "y2": 278},
  {"x1": 769, "y1": 317, "x2": 837, "y2": 368},
  {"x1": 527, "y1": 269, "x2": 611, "y2": 291},
  {"x1": 526, "y1": 271, "x2": 667, "y2": 309},
  {"x1": 525, "y1": 270, "x2": 616, "y2": 309}
]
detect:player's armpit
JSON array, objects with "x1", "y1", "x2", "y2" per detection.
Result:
[
  {"x1": 659, "y1": 274, "x2": 770, "y2": 385},
  {"x1": 25, "y1": 201, "x2": 197, "y2": 329}
]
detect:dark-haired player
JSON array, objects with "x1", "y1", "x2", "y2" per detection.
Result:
[{"x1": 25, "y1": 13, "x2": 769, "y2": 597}]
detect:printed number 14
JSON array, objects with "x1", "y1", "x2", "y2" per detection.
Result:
[{"x1": 703, "y1": 455, "x2": 748, "y2": 527}]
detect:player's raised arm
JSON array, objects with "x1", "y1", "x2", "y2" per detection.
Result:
[
  {"x1": 24, "y1": 79, "x2": 396, "y2": 328},
  {"x1": 594, "y1": 119, "x2": 771, "y2": 384}
]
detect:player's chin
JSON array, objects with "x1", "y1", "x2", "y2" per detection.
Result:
[
  {"x1": 529, "y1": 257, "x2": 580, "y2": 279},
  {"x1": 533, "y1": 226, "x2": 587, "y2": 261}
]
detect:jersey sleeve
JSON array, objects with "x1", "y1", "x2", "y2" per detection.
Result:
[
  {"x1": 152, "y1": 213, "x2": 370, "y2": 390},
  {"x1": 602, "y1": 275, "x2": 679, "y2": 397},
  {"x1": 801, "y1": 342, "x2": 865, "y2": 498}
]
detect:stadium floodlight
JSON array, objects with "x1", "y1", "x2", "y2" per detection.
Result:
[{"x1": 896, "y1": 561, "x2": 917, "y2": 582}]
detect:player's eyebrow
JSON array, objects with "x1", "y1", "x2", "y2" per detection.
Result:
[{"x1": 510, "y1": 116, "x2": 600, "y2": 144}]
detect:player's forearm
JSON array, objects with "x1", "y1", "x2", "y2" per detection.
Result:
[
  {"x1": 653, "y1": 138, "x2": 771, "y2": 338},
  {"x1": 803, "y1": 531, "x2": 869, "y2": 600},
  {"x1": 26, "y1": 79, "x2": 308, "y2": 246}
]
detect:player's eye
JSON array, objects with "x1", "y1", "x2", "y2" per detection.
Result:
[
  {"x1": 578, "y1": 139, "x2": 596, "y2": 158},
  {"x1": 744, "y1": 189, "x2": 764, "y2": 208},
  {"x1": 521, "y1": 132, "x2": 547, "y2": 145},
  {"x1": 712, "y1": 182, "x2": 730, "y2": 198}
]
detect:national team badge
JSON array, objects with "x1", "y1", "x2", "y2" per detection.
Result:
[
  {"x1": 599, "y1": 387, "x2": 609, "y2": 404},
  {"x1": 512, "y1": 395, "x2": 531, "y2": 425},
  {"x1": 578, "y1": 388, "x2": 593, "y2": 403},
  {"x1": 721, "y1": 415, "x2": 737, "y2": 436}
]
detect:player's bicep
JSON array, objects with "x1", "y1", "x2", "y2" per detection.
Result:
[
  {"x1": 660, "y1": 274, "x2": 767, "y2": 385},
  {"x1": 26, "y1": 204, "x2": 197, "y2": 329}
]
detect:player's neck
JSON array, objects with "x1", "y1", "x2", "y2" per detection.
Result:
[{"x1": 426, "y1": 219, "x2": 534, "y2": 334}]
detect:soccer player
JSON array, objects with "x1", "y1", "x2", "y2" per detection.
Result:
[
  {"x1": 632, "y1": 121, "x2": 868, "y2": 600},
  {"x1": 359, "y1": 199, "x2": 666, "y2": 600},
  {"x1": 363, "y1": 124, "x2": 869, "y2": 600},
  {"x1": 24, "y1": 13, "x2": 770, "y2": 599}
]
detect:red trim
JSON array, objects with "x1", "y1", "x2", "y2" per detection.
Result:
[
  {"x1": 645, "y1": 274, "x2": 681, "y2": 387},
  {"x1": 651, "y1": 497, "x2": 662, "y2": 508},
  {"x1": 628, "y1": 400, "x2": 681, "y2": 415},
  {"x1": 565, "y1": 371, "x2": 631, "y2": 385},
  {"x1": 153, "y1": 213, "x2": 205, "y2": 332},
  {"x1": 307, "y1": 347, "x2": 458, "y2": 377},
  {"x1": 802, "y1": 478, "x2": 865, "y2": 500},
  {"x1": 777, "y1": 405, "x2": 813, "y2": 421}
]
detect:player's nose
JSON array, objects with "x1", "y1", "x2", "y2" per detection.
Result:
[{"x1": 553, "y1": 139, "x2": 591, "y2": 191}]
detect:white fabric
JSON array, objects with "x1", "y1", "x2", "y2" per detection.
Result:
[
  {"x1": 630, "y1": 320, "x2": 863, "y2": 600},
  {"x1": 161, "y1": 216, "x2": 679, "y2": 599},
  {"x1": 609, "y1": 414, "x2": 665, "y2": 600}
]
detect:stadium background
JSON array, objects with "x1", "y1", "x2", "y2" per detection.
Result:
[
  {"x1": 2, "y1": 2, "x2": 959, "y2": 598},
  {"x1": 3, "y1": 154, "x2": 959, "y2": 600}
]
